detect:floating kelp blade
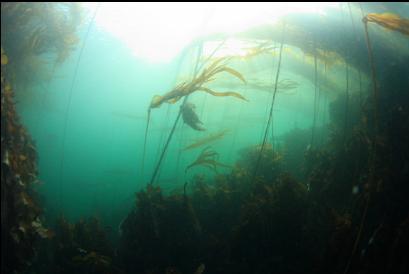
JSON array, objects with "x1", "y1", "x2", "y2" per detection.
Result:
[
  {"x1": 149, "y1": 57, "x2": 247, "y2": 109},
  {"x1": 364, "y1": 13, "x2": 409, "y2": 36},
  {"x1": 215, "y1": 67, "x2": 247, "y2": 84},
  {"x1": 183, "y1": 129, "x2": 230, "y2": 151},
  {"x1": 197, "y1": 87, "x2": 248, "y2": 101}
]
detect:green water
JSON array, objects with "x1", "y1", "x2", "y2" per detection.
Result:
[{"x1": 13, "y1": 2, "x2": 408, "y2": 243}]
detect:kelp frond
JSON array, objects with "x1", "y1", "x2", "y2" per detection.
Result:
[
  {"x1": 185, "y1": 147, "x2": 232, "y2": 173},
  {"x1": 149, "y1": 57, "x2": 247, "y2": 109},
  {"x1": 197, "y1": 87, "x2": 248, "y2": 101},
  {"x1": 364, "y1": 13, "x2": 409, "y2": 36},
  {"x1": 183, "y1": 129, "x2": 230, "y2": 151}
]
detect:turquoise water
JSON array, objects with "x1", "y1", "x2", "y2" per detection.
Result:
[
  {"x1": 12, "y1": 2, "x2": 409, "y2": 247},
  {"x1": 19, "y1": 43, "x2": 321, "y2": 222},
  {"x1": 15, "y1": 33, "x2": 309, "y2": 218}
]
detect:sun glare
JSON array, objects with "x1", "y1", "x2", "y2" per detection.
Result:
[{"x1": 82, "y1": 2, "x2": 338, "y2": 63}]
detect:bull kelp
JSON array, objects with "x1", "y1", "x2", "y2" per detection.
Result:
[{"x1": 2, "y1": 2, "x2": 409, "y2": 274}]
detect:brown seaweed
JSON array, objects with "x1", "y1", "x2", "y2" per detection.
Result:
[
  {"x1": 182, "y1": 129, "x2": 230, "y2": 151},
  {"x1": 149, "y1": 57, "x2": 248, "y2": 109},
  {"x1": 364, "y1": 13, "x2": 409, "y2": 36},
  {"x1": 185, "y1": 147, "x2": 232, "y2": 173}
]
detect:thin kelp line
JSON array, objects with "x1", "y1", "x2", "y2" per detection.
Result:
[
  {"x1": 141, "y1": 109, "x2": 150, "y2": 180},
  {"x1": 270, "y1": 41, "x2": 278, "y2": 144},
  {"x1": 348, "y1": 2, "x2": 365, "y2": 184},
  {"x1": 253, "y1": 22, "x2": 286, "y2": 179},
  {"x1": 342, "y1": 3, "x2": 351, "y2": 144},
  {"x1": 175, "y1": 122, "x2": 185, "y2": 183},
  {"x1": 310, "y1": 39, "x2": 318, "y2": 147},
  {"x1": 57, "y1": 3, "x2": 99, "y2": 212},
  {"x1": 147, "y1": 38, "x2": 228, "y2": 186},
  {"x1": 142, "y1": 39, "x2": 226, "y2": 186},
  {"x1": 141, "y1": 43, "x2": 190, "y2": 182},
  {"x1": 348, "y1": 2, "x2": 364, "y2": 119},
  {"x1": 362, "y1": 13, "x2": 379, "y2": 135},
  {"x1": 154, "y1": 104, "x2": 173, "y2": 182},
  {"x1": 343, "y1": 4, "x2": 380, "y2": 274},
  {"x1": 317, "y1": 79, "x2": 324, "y2": 145},
  {"x1": 148, "y1": 43, "x2": 204, "y2": 186},
  {"x1": 343, "y1": 63, "x2": 350, "y2": 142}
]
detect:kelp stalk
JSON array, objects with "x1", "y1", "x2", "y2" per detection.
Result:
[
  {"x1": 362, "y1": 16, "x2": 379, "y2": 135},
  {"x1": 149, "y1": 42, "x2": 204, "y2": 185},
  {"x1": 148, "y1": 39, "x2": 227, "y2": 186},
  {"x1": 343, "y1": 6, "x2": 380, "y2": 274},
  {"x1": 343, "y1": 62, "x2": 350, "y2": 143},
  {"x1": 311, "y1": 39, "x2": 318, "y2": 147},
  {"x1": 253, "y1": 22, "x2": 285, "y2": 178},
  {"x1": 141, "y1": 108, "x2": 151, "y2": 180},
  {"x1": 57, "y1": 4, "x2": 99, "y2": 211}
]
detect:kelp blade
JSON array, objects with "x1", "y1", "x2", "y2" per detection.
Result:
[
  {"x1": 366, "y1": 13, "x2": 409, "y2": 36},
  {"x1": 198, "y1": 87, "x2": 248, "y2": 101}
]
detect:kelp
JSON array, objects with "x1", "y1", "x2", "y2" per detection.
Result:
[
  {"x1": 182, "y1": 129, "x2": 230, "y2": 151},
  {"x1": 303, "y1": 48, "x2": 345, "y2": 70},
  {"x1": 1, "y1": 3, "x2": 83, "y2": 86},
  {"x1": 1, "y1": 47, "x2": 54, "y2": 273},
  {"x1": 242, "y1": 41, "x2": 277, "y2": 59},
  {"x1": 1, "y1": 47, "x2": 8, "y2": 65},
  {"x1": 72, "y1": 251, "x2": 112, "y2": 271},
  {"x1": 216, "y1": 77, "x2": 298, "y2": 95},
  {"x1": 149, "y1": 56, "x2": 248, "y2": 109},
  {"x1": 203, "y1": 39, "x2": 277, "y2": 61},
  {"x1": 364, "y1": 13, "x2": 409, "y2": 36},
  {"x1": 276, "y1": 78, "x2": 299, "y2": 91},
  {"x1": 253, "y1": 22, "x2": 285, "y2": 179},
  {"x1": 1, "y1": 5, "x2": 83, "y2": 272},
  {"x1": 185, "y1": 147, "x2": 232, "y2": 173}
]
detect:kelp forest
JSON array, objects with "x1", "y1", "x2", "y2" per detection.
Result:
[{"x1": 1, "y1": 2, "x2": 409, "y2": 274}]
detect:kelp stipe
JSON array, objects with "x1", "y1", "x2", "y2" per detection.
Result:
[
  {"x1": 253, "y1": 21, "x2": 286, "y2": 180},
  {"x1": 141, "y1": 108, "x2": 151, "y2": 181},
  {"x1": 343, "y1": 6, "x2": 382, "y2": 274}
]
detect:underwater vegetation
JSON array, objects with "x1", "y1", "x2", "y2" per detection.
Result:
[
  {"x1": 364, "y1": 13, "x2": 409, "y2": 36},
  {"x1": 217, "y1": 77, "x2": 299, "y2": 94},
  {"x1": 240, "y1": 41, "x2": 277, "y2": 60},
  {"x1": 185, "y1": 147, "x2": 232, "y2": 174},
  {"x1": 182, "y1": 129, "x2": 230, "y2": 151},
  {"x1": 1, "y1": 47, "x2": 54, "y2": 273},
  {"x1": 2, "y1": 3, "x2": 409, "y2": 274},
  {"x1": 149, "y1": 56, "x2": 247, "y2": 110},
  {"x1": 1, "y1": 2, "x2": 83, "y2": 87},
  {"x1": 1, "y1": 3, "x2": 83, "y2": 273},
  {"x1": 29, "y1": 215, "x2": 123, "y2": 274}
]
